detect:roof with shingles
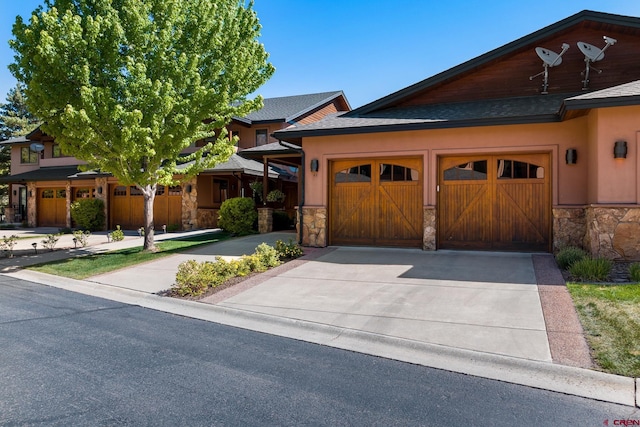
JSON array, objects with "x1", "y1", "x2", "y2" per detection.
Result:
[
  {"x1": 237, "y1": 91, "x2": 348, "y2": 124},
  {"x1": 564, "y1": 80, "x2": 640, "y2": 109},
  {"x1": 0, "y1": 166, "x2": 81, "y2": 182},
  {"x1": 274, "y1": 94, "x2": 573, "y2": 140},
  {"x1": 182, "y1": 154, "x2": 279, "y2": 178}
]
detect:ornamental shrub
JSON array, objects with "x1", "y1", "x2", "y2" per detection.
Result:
[
  {"x1": 272, "y1": 210, "x2": 292, "y2": 230},
  {"x1": 254, "y1": 243, "x2": 281, "y2": 269},
  {"x1": 70, "y1": 199, "x2": 105, "y2": 231},
  {"x1": 629, "y1": 262, "x2": 640, "y2": 282},
  {"x1": 109, "y1": 225, "x2": 125, "y2": 242},
  {"x1": 569, "y1": 258, "x2": 612, "y2": 282},
  {"x1": 556, "y1": 246, "x2": 588, "y2": 270},
  {"x1": 275, "y1": 238, "x2": 303, "y2": 260},
  {"x1": 218, "y1": 197, "x2": 257, "y2": 235}
]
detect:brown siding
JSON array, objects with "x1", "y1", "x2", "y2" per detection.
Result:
[
  {"x1": 297, "y1": 101, "x2": 340, "y2": 125},
  {"x1": 396, "y1": 23, "x2": 640, "y2": 107}
]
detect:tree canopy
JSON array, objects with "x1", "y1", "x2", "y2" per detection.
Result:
[
  {"x1": 10, "y1": 0, "x2": 274, "y2": 248},
  {"x1": 0, "y1": 83, "x2": 38, "y2": 141}
]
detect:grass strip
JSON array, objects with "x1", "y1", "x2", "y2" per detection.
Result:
[
  {"x1": 567, "y1": 282, "x2": 640, "y2": 377},
  {"x1": 28, "y1": 231, "x2": 231, "y2": 280}
]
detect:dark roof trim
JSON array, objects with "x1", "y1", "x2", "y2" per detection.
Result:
[
  {"x1": 275, "y1": 114, "x2": 561, "y2": 141},
  {"x1": 564, "y1": 95, "x2": 640, "y2": 110},
  {"x1": 349, "y1": 10, "x2": 640, "y2": 116}
]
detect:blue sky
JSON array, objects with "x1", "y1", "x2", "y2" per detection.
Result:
[{"x1": 2, "y1": 1, "x2": 640, "y2": 108}]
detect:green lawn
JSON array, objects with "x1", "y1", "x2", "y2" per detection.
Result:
[
  {"x1": 28, "y1": 231, "x2": 231, "y2": 280},
  {"x1": 567, "y1": 282, "x2": 640, "y2": 377}
]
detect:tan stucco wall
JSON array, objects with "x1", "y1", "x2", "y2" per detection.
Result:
[
  {"x1": 302, "y1": 118, "x2": 589, "y2": 208},
  {"x1": 584, "y1": 106, "x2": 640, "y2": 204}
]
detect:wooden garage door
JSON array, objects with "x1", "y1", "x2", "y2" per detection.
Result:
[
  {"x1": 438, "y1": 154, "x2": 550, "y2": 251},
  {"x1": 330, "y1": 157, "x2": 422, "y2": 247},
  {"x1": 110, "y1": 184, "x2": 182, "y2": 230},
  {"x1": 38, "y1": 188, "x2": 66, "y2": 227}
]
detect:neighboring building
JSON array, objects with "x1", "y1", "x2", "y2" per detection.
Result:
[
  {"x1": 274, "y1": 10, "x2": 640, "y2": 260},
  {"x1": 0, "y1": 91, "x2": 350, "y2": 230}
]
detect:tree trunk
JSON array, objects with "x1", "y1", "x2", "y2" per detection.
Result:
[{"x1": 141, "y1": 184, "x2": 157, "y2": 251}]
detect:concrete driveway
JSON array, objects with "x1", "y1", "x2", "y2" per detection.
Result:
[
  {"x1": 88, "y1": 236, "x2": 552, "y2": 362},
  {"x1": 211, "y1": 247, "x2": 552, "y2": 362}
]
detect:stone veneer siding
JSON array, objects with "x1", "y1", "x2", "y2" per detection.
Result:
[
  {"x1": 423, "y1": 207, "x2": 436, "y2": 251},
  {"x1": 181, "y1": 178, "x2": 198, "y2": 230},
  {"x1": 299, "y1": 207, "x2": 327, "y2": 247},
  {"x1": 552, "y1": 208, "x2": 586, "y2": 253},
  {"x1": 27, "y1": 182, "x2": 36, "y2": 227},
  {"x1": 584, "y1": 206, "x2": 640, "y2": 260},
  {"x1": 258, "y1": 207, "x2": 273, "y2": 234}
]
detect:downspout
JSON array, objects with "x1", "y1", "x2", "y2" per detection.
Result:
[{"x1": 278, "y1": 139, "x2": 304, "y2": 245}]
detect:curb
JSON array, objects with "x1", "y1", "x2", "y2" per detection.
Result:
[{"x1": 6, "y1": 269, "x2": 639, "y2": 408}]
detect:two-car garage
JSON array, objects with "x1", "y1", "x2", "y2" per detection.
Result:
[{"x1": 328, "y1": 153, "x2": 551, "y2": 252}]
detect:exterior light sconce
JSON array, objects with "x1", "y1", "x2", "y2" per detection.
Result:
[
  {"x1": 28, "y1": 190, "x2": 33, "y2": 198},
  {"x1": 97, "y1": 186, "x2": 103, "y2": 195},
  {"x1": 12, "y1": 190, "x2": 16, "y2": 196},
  {"x1": 186, "y1": 184, "x2": 192, "y2": 193},
  {"x1": 310, "y1": 159, "x2": 319, "y2": 173},
  {"x1": 614, "y1": 140, "x2": 627, "y2": 159},
  {"x1": 565, "y1": 148, "x2": 577, "y2": 165}
]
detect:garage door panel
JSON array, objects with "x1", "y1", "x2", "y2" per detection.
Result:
[
  {"x1": 110, "y1": 184, "x2": 182, "y2": 230},
  {"x1": 378, "y1": 183, "x2": 422, "y2": 245},
  {"x1": 330, "y1": 158, "x2": 422, "y2": 247},
  {"x1": 38, "y1": 188, "x2": 66, "y2": 227},
  {"x1": 439, "y1": 154, "x2": 550, "y2": 252},
  {"x1": 331, "y1": 184, "x2": 374, "y2": 244}
]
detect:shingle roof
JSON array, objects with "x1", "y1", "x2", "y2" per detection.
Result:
[
  {"x1": 0, "y1": 166, "x2": 81, "y2": 182},
  {"x1": 564, "y1": 80, "x2": 640, "y2": 109},
  {"x1": 197, "y1": 154, "x2": 279, "y2": 178},
  {"x1": 274, "y1": 94, "x2": 571, "y2": 140},
  {"x1": 238, "y1": 91, "x2": 348, "y2": 124}
]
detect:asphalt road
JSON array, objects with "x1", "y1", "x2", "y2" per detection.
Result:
[{"x1": 1, "y1": 275, "x2": 638, "y2": 426}]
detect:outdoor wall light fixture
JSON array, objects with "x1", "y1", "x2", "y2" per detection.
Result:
[
  {"x1": 614, "y1": 140, "x2": 627, "y2": 159},
  {"x1": 310, "y1": 159, "x2": 319, "y2": 173},
  {"x1": 97, "y1": 186, "x2": 103, "y2": 194},
  {"x1": 565, "y1": 148, "x2": 577, "y2": 165},
  {"x1": 28, "y1": 190, "x2": 33, "y2": 197},
  {"x1": 186, "y1": 184, "x2": 192, "y2": 193}
]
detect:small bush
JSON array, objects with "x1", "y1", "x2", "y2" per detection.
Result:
[
  {"x1": 109, "y1": 225, "x2": 125, "y2": 242},
  {"x1": 58, "y1": 227, "x2": 73, "y2": 234},
  {"x1": 218, "y1": 197, "x2": 257, "y2": 235},
  {"x1": 254, "y1": 243, "x2": 281, "y2": 269},
  {"x1": 70, "y1": 199, "x2": 105, "y2": 231},
  {"x1": 41, "y1": 233, "x2": 61, "y2": 251},
  {"x1": 72, "y1": 230, "x2": 91, "y2": 248},
  {"x1": 0, "y1": 235, "x2": 18, "y2": 257},
  {"x1": 629, "y1": 262, "x2": 640, "y2": 282},
  {"x1": 569, "y1": 258, "x2": 613, "y2": 282},
  {"x1": 556, "y1": 246, "x2": 588, "y2": 270},
  {"x1": 172, "y1": 244, "x2": 283, "y2": 297},
  {"x1": 174, "y1": 260, "x2": 217, "y2": 297},
  {"x1": 275, "y1": 238, "x2": 303, "y2": 260}
]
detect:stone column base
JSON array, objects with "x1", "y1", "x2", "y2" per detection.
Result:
[
  {"x1": 258, "y1": 207, "x2": 273, "y2": 234},
  {"x1": 552, "y1": 207, "x2": 586, "y2": 253},
  {"x1": 299, "y1": 207, "x2": 327, "y2": 247},
  {"x1": 423, "y1": 207, "x2": 436, "y2": 251}
]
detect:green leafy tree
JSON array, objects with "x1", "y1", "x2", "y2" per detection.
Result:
[{"x1": 10, "y1": 0, "x2": 274, "y2": 250}]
